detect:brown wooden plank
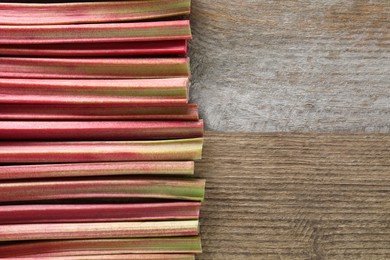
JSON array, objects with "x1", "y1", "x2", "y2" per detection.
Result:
[
  {"x1": 196, "y1": 132, "x2": 390, "y2": 259},
  {"x1": 189, "y1": 1, "x2": 390, "y2": 132}
]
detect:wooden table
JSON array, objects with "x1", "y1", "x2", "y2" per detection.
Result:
[
  {"x1": 197, "y1": 133, "x2": 390, "y2": 259},
  {"x1": 190, "y1": 0, "x2": 389, "y2": 132},
  {"x1": 191, "y1": 2, "x2": 389, "y2": 257}
]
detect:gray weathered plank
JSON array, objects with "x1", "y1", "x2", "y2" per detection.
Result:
[
  {"x1": 189, "y1": 1, "x2": 390, "y2": 132},
  {"x1": 196, "y1": 132, "x2": 390, "y2": 259}
]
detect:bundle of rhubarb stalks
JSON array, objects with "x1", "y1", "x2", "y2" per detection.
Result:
[{"x1": 0, "y1": 1, "x2": 204, "y2": 259}]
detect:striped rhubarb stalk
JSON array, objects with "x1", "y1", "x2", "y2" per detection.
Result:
[
  {"x1": 0, "y1": 178, "x2": 206, "y2": 202},
  {"x1": 0, "y1": 203, "x2": 200, "y2": 224},
  {"x1": 0, "y1": 237, "x2": 201, "y2": 257},
  {"x1": 0, "y1": 121, "x2": 203, "y2": 141},
  {"x1": 0, "y1": 0, "x2": 191, "y2": 25},
  {"x1": 0, "y1": 220, "x2": 199, "y2": 241},
  {"x1": 0, "y1": 20, "x2": 191, "y2": 44},
  {"x1": 10, "y1": 254, "x2": 195, "y2": 260},
  {"x1": 0, "y1": 103, "x2": 199, "y2": 121},
  {"x1": 0, "y1": 57, "x2": 189, "y2": 79},
  {"x1": 0, "y1": 138, "x2": 203, "y2": 163},
  {"x1": 0, "y1": 77, "x2": 188, "y2": 105},
  {"x1": 0, "y1": 40, "x2": 187, "y2": 57},
  {"x1": 0, "y1": 161, "x2": 194, "y2": 180}
]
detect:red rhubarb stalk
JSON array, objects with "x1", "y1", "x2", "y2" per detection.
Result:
[
  {"x1": 0, "y1": 202, "x2": 200, "y2": 224},
  {"x1": 0, "y1": 178, "x2": 206, "y2": 202},
  {"x1": 0, "y1": 77, "x2": 188, "y2": 105},
  {"x1": 0, "y1": 40, "x2": 187, "y2": 57},
  {"x1": 0, "y1": 138, "x2": 203, "y2": 163},
  {"x1": 0, "y1": 103, "x2": 199, "y2": 121},
  {"x1": 0, "y1": 121, "x2": 203, "y2": 141},
  {"x1": 0, "y1": 57, "x2": 189, "y2": 79},
  {"x1": 0, "y1": 20, "x2": 191, "y2": 44},
  {"x1": 9, "y1": 254, "x2": 195, "y2": 260},
  {"x1": 0, "y1": 237, "x2": 201, "y2": 257},
  {"x1": 0, "y1": 220, "x2": 199, "y2": 241},
  {"x1": 0, "y1": 161, "x2": 194, "y2": 180},
  {"x1": 0, "y1": 0, "x2": 191, "y2": 25}
]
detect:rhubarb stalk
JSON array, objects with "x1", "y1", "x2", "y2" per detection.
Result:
[
  {"x1": 0, "y1": 40, "x2": 187, "y2": 57},
  {"x1": 0, "y1": 103, "x2": 199, "y2": 121},
  {"x1": 0, "y1": 121, "x2": 203, "y2": 141},
  {"x1": 0, "y1": 220, "x2": 199, "y2": 241},
  {"x1": 0, "y1": 138, "x2": 203, "y2": 163},
  {"x1": 10, "y1": 254, "x2": 195, "y2": 260},
  {"x1": 0, "y1": 178, "x2": 206, "y2": 202},
  {"x1": 0, "y1": 237, "x2": 201, "y2": 257},
  {"x1": 0, "y1": 203, "x2": 200, "y2": 224},
  {"x1": 0, "y1": 77, "x2": 188, "y2": 105},
  {"x1": 0, "y1": 0, "x2": 191, "y2": 25},
  {"x1": 0, "y1": 20, "x2": 191, "y2": 44},
  {"x1": 0, "y1": 161, "x2": 194, "y2": 180},
  {"x1": 0, "y1": 57, "x2": 189, "y2": 79}
]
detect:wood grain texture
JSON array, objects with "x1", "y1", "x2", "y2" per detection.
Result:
[
  {"x1": 196, "y1": 132, "x2": 390, "y2": 259},
  {"x1": 189, "y1": 0, "x2": 390, "y2": 132}
]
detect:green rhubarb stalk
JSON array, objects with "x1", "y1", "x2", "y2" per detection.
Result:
[
  {"x1": 0, "y1": 177, "x2": 206, "y2": 202},
  {"x1": 0, "y1": 202, "x2": 201, "y2": 224},
  {"x1": 0, "y1": 161, "x2": 194, "y2": 180},
  {"x1": 0, "y1": 57, "x2": 189, "y2": 79},
  {"x1": 0, "y1": 237, "x2": 201, "y2": 257},
  {"x1": 0, "y1": 20, "x2": 191, "y2": 44},
  {"x1": 0, "y1": 220, "x2": 199, "y2": 241},
  {"x1": 0, "y1": 77, "x2": 188, "y2": 105},
  {"x1": 0, "y1": 0, "x2": 191, "y2": 25},
  {"x1": 0, "y1": 138, "x2": 203, "y2": 163}
]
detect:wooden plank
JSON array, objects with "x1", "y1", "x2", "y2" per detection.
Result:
[
  {"x1": 189, "y1": 1, "x2": 390, "y2": 132},
  {"x1": 196, "y1": 132, "x2": 390, "y2": 259}
]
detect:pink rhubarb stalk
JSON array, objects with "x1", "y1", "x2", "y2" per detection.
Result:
[
  {"x1": 0, "y1": 121, "x2": 203, "y2": 141},
  {"x1": 0, "y1": 40, "x2": 187, "y2": 57},
  {"x1": 0, "y1": 220, "x2": 199, "y2": 241},
  {"x1": 0, "y1": 202, "x2": 200, "y2": 224},
  {"x1": 9, "y1": 254, "x2": 195, "y2": 260},
  {"x1": 0, "y1": 0, "x2": 191, "y2": 25},
  {"x1": 0, "y1": 20, "x2": 191, "y2": 44},
  {"x1": 0, "y1": 161, "x2": 194, "y2": 180},
  {"x1": 0, "y1": 57, "x2": 189, "y2": 79},
  {"x1": 0, "y1": 177, "x2": 206, "y2": 202},
  {"x1": 0, "y1": 103, "x2": 199, "y2": 121},
  {"x1": 0, "y1": 138, "x2": 203, "y2": 163},
  {"x1": 0, "y1": 77, "x2": 188, "y2": 105},
  {"x1": 0, "y1": 237, "x2": 200, "y2": 257}
]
